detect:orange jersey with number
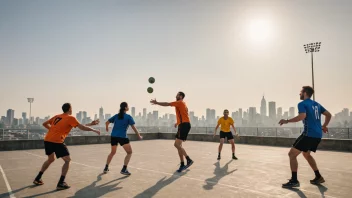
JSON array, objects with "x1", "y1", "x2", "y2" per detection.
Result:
[
  {"x1": 170, "y1": 100, "x2": 190, "y2": 125},
  {"x1": 44, "y1": 114, "x2": 79, "y2": 143}
]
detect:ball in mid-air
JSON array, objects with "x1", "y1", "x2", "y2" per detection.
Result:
[
  {"x1": 147, "y1": 87, "x2": 153, "y2": 93},
  {"x1": 148, "y1": 77, "x2": 155, "y2": 84}
]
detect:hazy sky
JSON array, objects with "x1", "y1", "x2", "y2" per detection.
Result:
[{"x1": 1, "y1": 0, "x2": 351, "y2": 118}]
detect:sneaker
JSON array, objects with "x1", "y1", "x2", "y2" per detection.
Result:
[
  {"x1": 282, "y1": 180, "x2": 300, "y2": 188},
  {"x1": 177, "y1": 165, "x2": 186, "y2": 173},
  {"x1": 103, "y1": 167, "x2": 109, "y2": 174},
  {"x1": 186, "y1": 159, "x2": 194, "y2": 168},
  {"x1": 232, "y1": 155, "x2": 238, "y2": 160},
  {"x1": 56, "y1": 182, "x2": 71, "y2": 190},
  {"x1": 217, "y1": 156, "x2": 221, "y2": 160},
  {"x1": 120, "y1": 169, "x2": 131, "y2": 176},
  {"x1": 33, "y1": 179, "x2": 44, "y2": 186},
  {"x1": 310, "y1": 176, "x2": 325, "y2": 184}
]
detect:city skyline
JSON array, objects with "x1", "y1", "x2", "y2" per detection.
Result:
[
  {"x1": 1, "y1": 1, "x2": 352, "y2": 119},
  {"x1": 1, "y1": 95, "x2": 351, "y2": 128}
]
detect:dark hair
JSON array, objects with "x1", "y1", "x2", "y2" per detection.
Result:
[
  {"x1": 178, "y1": 92, "x2": 185, "y2": 99},
  {"x1": 118, "y1": 102, "x2": 128, "y2": 120},
  {"x1": 62, "y1": 103, "x2": 71, "y2": 113},
  {"x1": 302, "y1": 86, "x2": 314, "y2": 98},
  {"x1": 224, "y1": 109, "x2": 229, "y2": 113}
]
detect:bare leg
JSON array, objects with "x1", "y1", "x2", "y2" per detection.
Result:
[
  {"x1": 229, "y1": 139, "x2": 235, "y2": 154},
  {"x1": 218, "y1": 138, "x2": 224, "y2": 153},
  {"x1": 122, "y1": 144, "x2": 132, "y2": 166},
  {"x1": 106, "y1": 146, "x2": 117, "y2": 165},
  {"x1": 302, "y1": 151, "x2": 319, "y2": 171},
  {"x1": 174, "y1": 139, "x2": 188, "y2": 162},
  {"x1": 40, "y1": 153, "x2": 55, "y2": 173},
  {"x1": 61, "y1": 156, "x2": 71, "y2": 177}
]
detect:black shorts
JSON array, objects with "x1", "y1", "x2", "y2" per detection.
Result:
[
  {"x1": 293, "y1": 134, "x2": 321, "y2": 152},
  {"x1": 220, "y1": 131, "x2": 234, "y2": 140},
  {"x1": 175, "y1": 122, "x2": 191, "y2": 141},
  {"x1": 111, "y1": 137, "x2": 130, "y2": 146},
  {"x1": 44, "y1": 141, "x2": 70, "y2": 158}
]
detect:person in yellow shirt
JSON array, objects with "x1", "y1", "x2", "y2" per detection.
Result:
[{"x1": 213, "y1": 109, "x2": 238, "y2": 160}]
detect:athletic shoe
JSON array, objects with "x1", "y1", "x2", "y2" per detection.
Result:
[
  {"x1": 56, "y1": 182, "x2": 71, "y2": 190},
  {"x1": 186, "y1": 159, "x2": 194, "y2": 168},
  {"x1": 33, "y1": 179, "x2": 44, "y2": 186},
  {"x1": 177, "y1": 165, "x2": 186, "y2": 173},
  {"x1": 282, "y1": 180, "x2": 300, "y2": 188},
  {"x1": 120, "y1": 169, "x2": 131, "y2": 176},
  {"x1": 103, "y1": 167, "x2": 109, "y2": 174},
  {"x1": 232, "y1": 155, "x2": 238, "y2": 160},
  {"x1": 310, "y1": 176, "x2": 325, "y2": 184},
  {"x1": 217, "y1": 156, "x2": 221, "y2": 160}
]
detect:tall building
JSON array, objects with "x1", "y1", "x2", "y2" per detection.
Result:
[
  {"x1": 277, "y1": 107, "x2": 283, "y2": 120},
  {"x1": 99, "y1": 107, "x2": 104, "y2": 123},
  {"x1": 76, "y1": 111, "x2": 83, "y2": 123},
  {"x1": 22, "y1": 112, "x2": 27, "y2": 125},
  {"x1": 131, "y1": 107, "x2": 136, "y2": 118},
  {"x1": 143, "y1": 108, "x2": 147, "y2": 119},
  {"x1": 239, "y1": 108, "x2": 243, "y2": 120},
  {"x1": 94, "y1": 114, "x2": 98, "y2": 121},
  {"x1": 6, "y1": 109, "x2": 15, "y2": 126},
  {"x1": 260, "y1": 96, "x2": 267, "y2": 117},
  {"x1": 153, "y1": 111, "x2": 158, "y2": 122},
  {"x1": 206, "y1": 108, "x2": 211, "y2": 122},
  {"x1": 289, "y1": 107, "x2": 295, "y2": 118},
  {"x1": 283, "y1": 111, "x2": 289, "y2": 119},
  {"x1": 268, "y1": 102, "x2": 276, "y2": 120},
  {"x1": 248, "y1": 107, "x2": 257, "y2": 125}
]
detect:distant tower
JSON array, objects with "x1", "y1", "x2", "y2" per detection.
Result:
[{"x1": 260, "y1": 95, "x2": 267, "y2": 117}]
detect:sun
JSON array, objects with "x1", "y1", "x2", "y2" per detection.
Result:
[{"x1": 247, "y1": 19, "x2": 273, "y2": 44}]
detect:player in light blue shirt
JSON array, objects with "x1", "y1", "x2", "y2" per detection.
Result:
[
  {"x1": 104, "y1": 102, "x2": 142, "y2": 176},
  {"x1": 279, "y1": 86, "x2": 331, "y2": 188}
]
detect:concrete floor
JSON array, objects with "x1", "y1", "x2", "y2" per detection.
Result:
[{"x1": 0, "y1": 140, "x2": 351, "y2": 198}]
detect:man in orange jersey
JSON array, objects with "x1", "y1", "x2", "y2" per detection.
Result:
[
  {"x1": 33, "y1": 103, "x2": 100, "y2": 190},
  {"x1": 150, "y1": 91, "x2": 194, "y2": 172}
]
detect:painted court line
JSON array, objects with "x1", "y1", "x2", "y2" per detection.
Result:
[{"x1": 0, "y1": 165, "x2": 16, "y2": 198}]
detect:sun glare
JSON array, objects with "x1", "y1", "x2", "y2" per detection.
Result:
[{"x1": 248, "y1": 19, "x2": 273, "y2": 44}]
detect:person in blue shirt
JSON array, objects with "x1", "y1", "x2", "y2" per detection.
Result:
[
  {"x1": 103, "y1": 102, "x2": 142, "y2": 176},
  {"x1": 279, "y1": 86, "x2": 332, "y2": 188}
]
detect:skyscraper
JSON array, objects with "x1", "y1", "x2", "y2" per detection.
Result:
[
  {"x1": 131, "y1": 107, "x2": 136, "y2": 118},
  {"x1": 260, "y1": 96, "x2": 267, "y2": 117},
  {"x1": 277, "y1": 107, "x2": 283, "y2": 120},
  {"x1": 22, "y1": 112, "x2": 27, "y2": 125},
  {"x1": 143, "y1": 108, "x2": 147, "y2": 119},
  {"x1": 248, "y1": 107, "x2": 257, "y2": 125},
  {"x1": 6, "y1": 109, "x2": 14, "y2": 126},
  {"x1": 239, "y1": 108, "x2": 243, "y2": 120},
  {"x1": 268, "y1": 102, "x2": 276, "y2": 120},
  {"x1": 76, "y1": 111, "x2": 83, "y2": 123},
  {"x1": 105, "y1": 114, "x2": 111, "y2": 121},
  {"x1": 289, "y1": 107, "x2": 295, "y2": 118},
  {"x1": 206, "y1": 108, "x2": 211, "y2": 122},
  {"x1": 99, "y1": 107, "x2": 104, "y2": 123}
]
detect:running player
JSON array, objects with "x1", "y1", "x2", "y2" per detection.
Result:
[
  {"x1": 279, "y1": 86, "x2": 331, "y2": 188},
  {"x1": 33, "y1": 103, "x2": 100, "y2": 190},
  {"x1": 213, "y1": 109, "x2": 238, "y2": 160},
  {"x1": 103, "y1": 102, "x2": 142, "y2": 175},
  {"x1": 150, "y1": 91, "x2": 194, "y2": 172}
]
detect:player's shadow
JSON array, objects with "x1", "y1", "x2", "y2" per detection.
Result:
[
  {"x1": 134, "y1": 170, "x2": 188, "y2": 198},
  {"x1": 0, "y1": 185, "x2": 36, "y2": 198},
  {"x1": 68, "y1": 173, "x2": 127, "y2": 198},
  {"x1": 285, "y1": 183, "x2": 328, "y2": 198},
  {"x1": 314, "y1": 183, "x2": 328, "y2": 198},
  {"x1": 203, "y1": 160, "x2": 237, "y2": 190}
]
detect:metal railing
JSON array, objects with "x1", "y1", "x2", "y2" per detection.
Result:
[{"x1": 1, "y1": 127, "x2": 351, "y2": 141}]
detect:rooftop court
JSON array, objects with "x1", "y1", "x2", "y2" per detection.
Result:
[{"x1": 0, "y1": 140, "x2": 351, "y2": 198}]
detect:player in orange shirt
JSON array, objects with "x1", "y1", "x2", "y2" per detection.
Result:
[
  {"x1": 33, "y1": 103, "x2": 100, "y2": 190},
  {"x1": 213, "y1": 109, "x2": 238, "y2": 160},
  {"x1": 150, "y1": 91, "x2": 194, "y2": 172}
]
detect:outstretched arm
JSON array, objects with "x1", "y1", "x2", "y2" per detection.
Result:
[
  {"x1": 85, "y1": 119, "x2": 99, "y2": 126},
  {"x1": 214, "y1": 123, "x2": 220, "y2": 136},
  {"x1": 279, "y1": 113, "x2": 306, "y2": 125},
  {"x1": 150, "y1": 99, "x2": 171, "y2": 106},
  {"x1": 77, "y1": 124, "x2": 100, "y2": 135}
]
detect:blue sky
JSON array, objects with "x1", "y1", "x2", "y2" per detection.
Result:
[{"x1": 1, "y1": 0, "x2": 351, "y2": 118}]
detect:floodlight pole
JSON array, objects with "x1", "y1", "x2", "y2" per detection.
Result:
[{"x1": 311, "y1": 51, "x2": 315, "y2": 101}]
